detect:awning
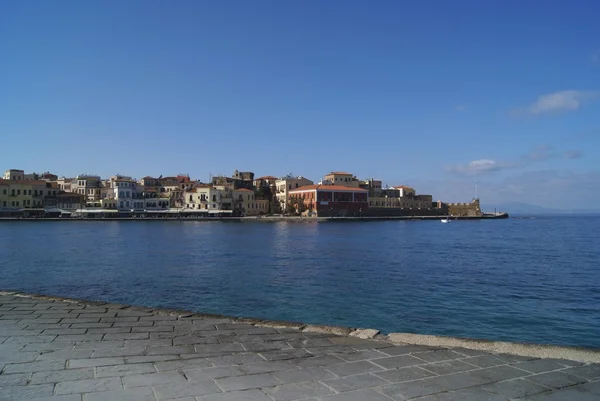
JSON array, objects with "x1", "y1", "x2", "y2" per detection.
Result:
[
  {"x1": 75, "y1": 209, "x2": 119, "y2": 213},
  {"x1": 208, "y1": 210, "x2": 233, "y2": 214}
]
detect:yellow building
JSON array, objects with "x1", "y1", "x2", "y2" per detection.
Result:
[
  {"x1": 233, "y1": 188, "x2": 268, "y2": 216},
  {"x1": 323, "y1": 172, "x2": 360, "y2": 188}
]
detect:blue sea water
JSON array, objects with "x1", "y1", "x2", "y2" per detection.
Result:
[{"x1": 1, "y1": 216, "x2": 599, "y2": 348}]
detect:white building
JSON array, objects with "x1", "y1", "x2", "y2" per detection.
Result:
[{"x1": 275, "y1": 175, "x2": 313, "y2": 213}]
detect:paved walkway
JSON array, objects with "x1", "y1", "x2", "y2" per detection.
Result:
[{"x1": 1, "y1": 293, "x2": 600, "y2": 401}]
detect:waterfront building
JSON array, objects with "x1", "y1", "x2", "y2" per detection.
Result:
[
  {"x1": 322, "y1": 172, "x2": 360, "y2": 188},
  {"x1": 56, "y1": 192, "x2": 85, "y2": 211},
  {"x1": 0, "y1": 180, "x2": 9, "y2": 208},
  {"x1": 369, "y1": 186, "x2": 433, "y2": 210},
  {"x1": 56, "y1": 177, "x2": 74, "y2": 192},
  {"x1": 288, "y1": 184, "x2": 368, "y2": 217},
  {"x1": 71, "y1": 175, "x2": 102, "y2": 201},
  {"x1": 233, "y1": 188, "x2": 268, "y2": 216},
  {"x1": 185, "y1": 184, "x2": 234, "y2": 214},
  {"x1": 275, "y1": 175, "x2": 314, "y2": 213},
  {"x1": 3, "y1": 169, "x2": 25, "y2": 181},
  {"x1": 360, "y1": 178, "x2": 383, "y2": 196}
]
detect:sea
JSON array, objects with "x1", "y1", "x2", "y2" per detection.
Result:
[{"x1": 1, "y1": 216, "x2": 599, "y2": 348}]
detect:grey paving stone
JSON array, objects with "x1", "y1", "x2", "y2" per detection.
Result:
[
  {"x1": 59, "y1": 318, "x2": 100, "y2": 324},
  {"x1": 36, "y1": 349, "x2": 93, "y2": 361},
  {"x1": 68, "y1": 357, "x2": 125, "y2": 368},
  {"x1": 184, "y1": 365, "x2": 246, "y2": 381},
  {"x1": 123, "y1": 371, "x2": 186, "y2": 387},
  {"x1": 95, "y1": 363, "x2": 156, "y2": 377},
  {"x1": 494, "y1": 353, "x2": 538, "y2": 363},
  {"x1": 100, "y1": 317, "x2": 140, "y2": 323},
  {"x1": 125, "y1": 338, "x2": 173, "y2": 347},
  {"x1": 371, "y1": 355, "x2": 424, "y2": 369},
  {"x1": 84, "y1": 387, "x2": 156, "y2": 401},
  {"x1": 133, "y1": 326, "x2": 174, "y2": 333},
  {"x1": 216, "y1": 372, "x2": 279, "y2": 391},
  {"x1": 152, "y1": 381, "x2": 221, "y2": 400},
  {"x1": 287, "y1": 338, "x2": 336, "y2": 348},
  {"x1": 473, "y1": 365, "x2": 531, "y2": 382},
  {"x1": 199, "y1": 389, "x2": 272, "y2": 401},
  {"x1": 22, "y1": 342, "x2": 77, "y2": 352},
  {"x1": 193, "y1": 343, "x2": 245, "y2": 356},
  {"x1": 140, "y1": 316, "x2": 178, "y2": 321},
  {"x1": 0, "y1": 372, "x2": 30, "y2": 386},
  {"x1": 146, "y1": 346, "x2": 196, "y2": 355},
  {"x1": 30, "y1": 367, "x2": 94, "y2": 384},
  {"x1": 4, "y1": 335, "x2": 57, "y2": 343},
  {"x1": 73, "y1": 340, "x2": 125, "y2": 350},
  {"x1": 462, "y1": 355, "x2": 508, "y2": 368},
  {"x1": 524, "y1": 370, "x2": 586, "y2": 389},
  {"x1": 2, "y1": 359, "x2": 66, "y2": 373},
  {"x1": 87, "y1": 327, "x2": 133, "y2": 334},
  {"x1": 78, "y1": 313, "x2": 117, "y2": 319},
  {"x1": 259, "y1": 348, "x2": 312, "y2": 361},
  {"x1": 54, "y1": 334, "x2": 104, "y2": 342},
  {"x1": 208, "y1": 352, "x2": 266, "y2": 366},
  {"x1": 239, "y1": 361, "x2": 297, "y2": 375},
  {"x1": 91, "y1": 346, "x2": 146, "y2": 358},
  {"x1": 374, "y1": 366, "x2": 437, "y2": 382},
  {"x1": 125, "y1": 355, "x2": 181, "y2": 364},
  {"x1": 323, "y1": 372, "x2": 388, "y2": 392},
  {"x1": 271, "y1": 366, "x2": 335, "y2": 383},
  {"x1": 426, "y1": 370, "x2": 495, "y2": 391},
  {"x1": 104, "y1": 333, "x2": 150, "y2": 340},
  {"x1": 415, "y1": 350, "x2": 464, "y2": 363},
  {"x1": 173, "y1": 336, "x2": 219, "y2": 346},
  {"x1": 26, "y1": 395, "x2": 83, "y2": 401},
  {"x1": 264, "y1": 381, "x2": 335, "y2": 401},
  {"x1": 423, "y1": 359, "x2": 479, "y2": 375},
  {"x1": 54, "y1": 377, "x2": 122, "y2": 395},
  {"x1": 481, "y1": 378, "x2": 551, "y2": 399},
  {"x1": 379, "y1": 379, "x2": 447, "y2": 400},
  {"x1": 320, "y1": 388, "x2": 393, "y2": 401},
  {"x1": 563, "y1": 363, "x2": 600, "y2": 380},
  {"x1": 418, "y1": 387, "x2": 510, "y2": 400},
  {"x1": 0, "y1": 350, "x2": 40, "y2": 363},
  {"x1": 333, "y1": 348, "x2": 387, "y2": 362},
  {"x1": 326, "y1": 360, "x2": 383, "y2": 376},
  {"x1": 290, "y1": 354, "x2": 345, "y2": 368},
  {"x1": 0, "y1": 383, "x2": 54, "y2": 400},
  {"x1": 515, "y1": 359, "x2": 573, "y2": 373},
  {"x1": 154, "y1": 357, "x2": 212, "y2": 372},
  {"x1": 240, "y1": 341, "x2": 291, "y2": 352},
  {"x1": 114, "y1": 321, "x2": 153, "y2": 328}
]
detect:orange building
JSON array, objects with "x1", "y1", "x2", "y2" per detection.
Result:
[{"x1": 288, "y1": 184, "x2": 368, "y2": 217}]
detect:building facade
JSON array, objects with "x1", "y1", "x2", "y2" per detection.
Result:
[
  {"x1": 289, "y1": 185, "x2": 368, "y2": 217},
  {"x1": 275, "y1": 175, "x2": 314, "y2": 213}
]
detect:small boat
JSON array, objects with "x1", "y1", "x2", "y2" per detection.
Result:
[{"x1": 441, "y1": 218, "x2": 450, "y2": 223}]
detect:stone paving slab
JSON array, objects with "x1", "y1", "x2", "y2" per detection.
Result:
[{"x1": 1, "y1": 292, "x2": 600, "y2": 401}]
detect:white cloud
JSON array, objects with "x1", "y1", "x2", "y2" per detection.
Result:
[
  {"x1": 517, "y1": 90, "x2": 598, "y2": 115},
  {"x1": 446, "y1": 159, "x2": 517, "y2": 175}
]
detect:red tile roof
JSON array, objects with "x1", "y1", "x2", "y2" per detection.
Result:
[
  {"x1": 290, "y1": 185, "x2": 367, "y2": 192},
  {"x1": 235, "y1": 188, "x2": 253, "y2": 192},
  {"x1": 256, "y1": 176, "x2": 278, "y2": 180},
  {"x1": 392, "y1": 185, "x2": 414, "y2": 189},
  {"x1": 326, "y1": 172, "x2": 352, "y2": 175}
]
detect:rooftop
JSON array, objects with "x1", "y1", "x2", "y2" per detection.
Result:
[{"x1": 326, "y1": 171, "x2": 353, "y2": 175}]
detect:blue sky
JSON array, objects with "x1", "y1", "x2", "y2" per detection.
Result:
[{"x1": 1, "y1": 0, "x2": 599, "y2": 209}]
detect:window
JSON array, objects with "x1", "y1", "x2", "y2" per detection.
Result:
[
  {"x1": 2, "y1": 189, "x2": 5, "y2": 195},
  {"x1": 16, "y1": 201, "x2": 19, "y2": 206},
  {"x1": 17, "y1": 189, "x2": 21, "y2": 195},
  {"x1": 212, "y1": 203, "x2": 216, "y2": 208},
  {"x1": 2, "y1": 201, "x2": 5, "y2": 207}
]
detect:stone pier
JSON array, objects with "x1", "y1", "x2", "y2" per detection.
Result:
[{"x1": 1, "y1": 292, "x2": 600, "y2": 400}]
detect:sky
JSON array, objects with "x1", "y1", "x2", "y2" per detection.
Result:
[{"x1": 1, "y1": 0, "x2": 599, "y2": 210}]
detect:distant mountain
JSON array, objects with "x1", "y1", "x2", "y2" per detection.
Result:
[{"x1": 481, "y1": 202, "x2": 600, "y2": 215}]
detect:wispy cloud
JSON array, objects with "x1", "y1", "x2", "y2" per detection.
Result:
[
  {"x1": 455, "y1": 105, "x2": 468, "y2": 112},
  {"x1": 514, "y1": 90, "x2": 599, "y2": 116},
  {"x1": 565, "y1": 150, "x2": 583, "y2": 159},
  {"x1": 446, "y1": 159, "x2": 517, "y2": 175}
]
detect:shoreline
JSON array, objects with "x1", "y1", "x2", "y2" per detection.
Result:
[
  {"x1": 0, "y1": 213, "x2": 509, "y2": 222},
  {"x1": 3, "y1": 289, "x2": 599, "y2": 363}
]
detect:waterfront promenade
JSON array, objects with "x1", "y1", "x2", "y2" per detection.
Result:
[{"x1": 1, "y1": 292, "x2": 600, "y2": 401}]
